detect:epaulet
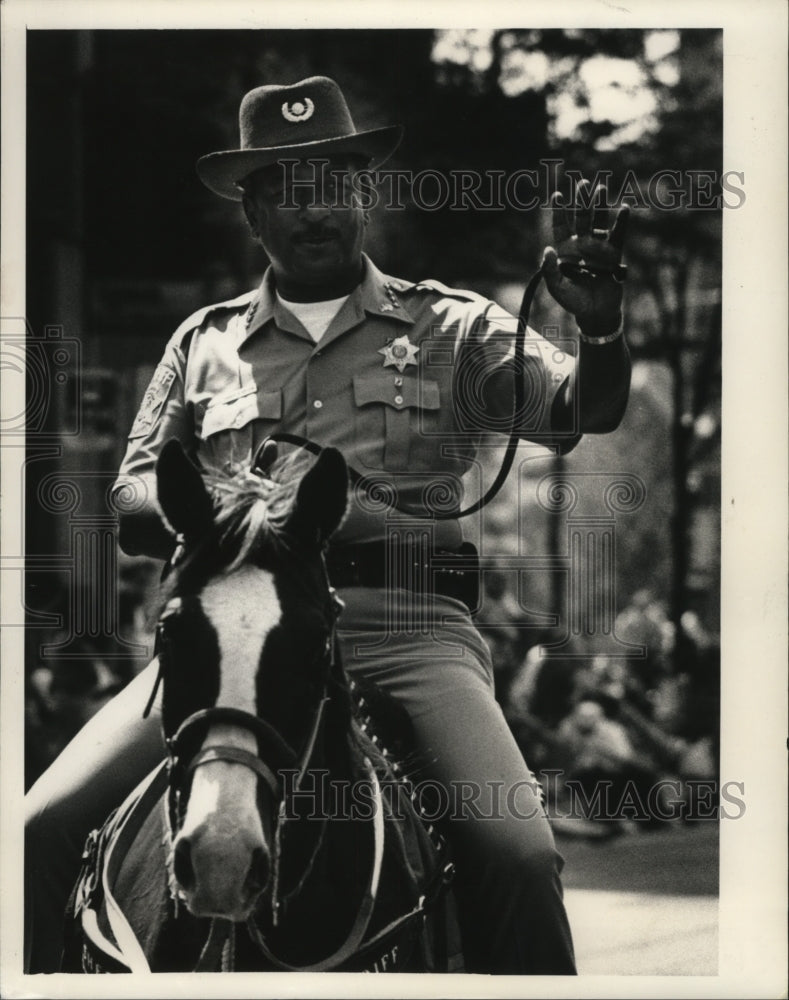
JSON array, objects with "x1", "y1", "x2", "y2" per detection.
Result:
[
  {"x1": 170, "y1": 290, "x2": 256, "y2": 344},
  {"x1": 394, "y1": 278, "x2": 486, "y2": 304}
]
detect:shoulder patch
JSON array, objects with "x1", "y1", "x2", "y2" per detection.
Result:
[
  {"x1": 403, "y1": 278, "x2": 486, "y2": 304},
  {"x1": 128, "y1": 363, "x2": 177, "y2": 439},
  {"x1": 171, "y1": 290, "x2": 256, "y2": 344}
]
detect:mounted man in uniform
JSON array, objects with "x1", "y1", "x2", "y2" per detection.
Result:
[{"x1": 26, "y1": 75, "x2": 630, "y2": 975}]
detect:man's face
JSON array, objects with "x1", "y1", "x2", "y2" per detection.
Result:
[{"x1": 242, "y1": 157, "x2": 368, "y2": 301}]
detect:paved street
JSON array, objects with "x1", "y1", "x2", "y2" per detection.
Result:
[{"x1": 557, "y1": 821, "x2": 719, "y2": 976}]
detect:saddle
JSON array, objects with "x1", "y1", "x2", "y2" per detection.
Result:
[{"x1": 62, "y1": 764, "x2": 169, "y2": 973}]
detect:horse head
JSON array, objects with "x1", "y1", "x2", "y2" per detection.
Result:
[{"x1": 154, "y1": 438, "x2": 348, "y2": 923}]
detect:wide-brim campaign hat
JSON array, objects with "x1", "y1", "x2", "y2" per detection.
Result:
[{"x1": 197, "y1": 76, "x2": 403, "y2": 201}]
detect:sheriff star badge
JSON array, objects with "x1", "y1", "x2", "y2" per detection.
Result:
[{"x1": 378, "y1": 334, "x2": 419, "y2": 373}]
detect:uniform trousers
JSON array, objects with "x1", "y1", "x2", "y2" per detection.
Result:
[{"x1": 25, "y1": 588, "x2": 576, "y2": 975}]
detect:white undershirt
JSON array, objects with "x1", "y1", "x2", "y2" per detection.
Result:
[{"x1": 276, "y1": 292, "x2": 350, "y2": 343}]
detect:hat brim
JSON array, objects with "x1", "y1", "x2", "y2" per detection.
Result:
[{"x1": 196, "y1": 124, "x2": 403, "y2": 201}]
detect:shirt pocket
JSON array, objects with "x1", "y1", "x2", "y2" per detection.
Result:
[
  {"x1": 198, "y1": 386, "x2": 282, "y2": 471},
  {"x1": 352, "y1": 372, "x2": 440, "y2": 471}
]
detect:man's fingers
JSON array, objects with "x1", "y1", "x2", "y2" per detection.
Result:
[
  {"x1": 542, "y1": 245, "x2": 560, "y2": 275},
  {"x1": 550, "y1": 192, "x2": 572, "y2": 244},
  {"x1": 609, "y1": 203, "x2": 630, "y2": 250},
  {"x1": 591, "y1": 184, "x2": 610, "y2": 234},
  {"x1": 573, "y1": 178, "x2": 594, "y2": 236},
  {"x1": 541, "y1": 246, "x2": 566, "y2": 295}
]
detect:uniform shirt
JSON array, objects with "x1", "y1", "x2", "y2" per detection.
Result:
[{"x1": 115, "y1": 254, "x2": 579, "y2": 550}]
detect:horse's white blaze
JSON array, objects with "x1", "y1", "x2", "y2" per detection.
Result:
[
  {"x1": 200, "y1": 565, "x2": 281, "y2": 713},
  {"x1": 175, "y1": 568, "x2": 281, "y2": 917},
  {"x1": 179, "y1": 726, "x2": 270, "y2": 918}
]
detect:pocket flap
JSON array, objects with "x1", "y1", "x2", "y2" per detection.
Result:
[
  {"x1": 353, "y1": 373, "x2": 440, "y2": 410},
  {"x1": 201, "y1": 387, "x2": 282, "y2": 438}
]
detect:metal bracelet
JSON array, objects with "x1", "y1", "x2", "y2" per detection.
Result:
[{"x1": 578, "y1": 327, "x2": 623, "y2": 345}]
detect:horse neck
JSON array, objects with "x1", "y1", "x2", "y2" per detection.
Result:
[
  {"x1": 272, "y1": 677, "x2": 367, "y2": 877},
  {"x1": 304, "y1": 677, "x2": 362, "y2": 800}
]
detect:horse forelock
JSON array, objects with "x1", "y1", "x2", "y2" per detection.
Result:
[
  {"x1": 157, "y1": 451, "x2": 331, "y2": 725},
  {"x1": 162, "y1": 455, "x2": 309, "y2": 600},
  {"x1": 207, "y1": 467, "x2": 295, "y2": 570}
]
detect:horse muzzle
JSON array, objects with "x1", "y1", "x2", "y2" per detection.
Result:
[
  {"x1": 173, "y1": 822, "x2": 272, "y2": 921},
  {"x1": 170, "y1": 740, "x2": 277, "y2": 921}
]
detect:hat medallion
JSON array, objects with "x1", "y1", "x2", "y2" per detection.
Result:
[{"x1": 282, "y1": 98, "x2": 315, "y2": 123}]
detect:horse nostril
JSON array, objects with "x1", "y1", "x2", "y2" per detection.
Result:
[
  {"x1": 173, "y1": 837, "x2": 195, "y2": 891},
  {"x1": 245, "y1": 846, "x2": 270, "y2": 898}
]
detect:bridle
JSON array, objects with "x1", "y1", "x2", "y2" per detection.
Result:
[
  {"x1": 154, "y1": 552, "x2": 387, "y2": 970},
  {"x1": 164, "y1": 703, "x2": 300, "y2": 842},
  {"x1": 159, "y1": 564, "x2": 341, "y2": 872}
]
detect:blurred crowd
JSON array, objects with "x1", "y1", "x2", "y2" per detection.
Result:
[
  {"x1": 24, "y1": 556, "x2": 161, "y2": 790},
  {"x1": 478, "y1": 575, "x2": 720, "y2": 836}
]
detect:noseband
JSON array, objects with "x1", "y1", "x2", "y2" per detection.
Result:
[{"x1": 165, "y1": 705, "x2": 302, "y2": 835}]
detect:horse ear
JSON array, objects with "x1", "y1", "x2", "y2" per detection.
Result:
[
  {"x1": 156, "y1": 439, "x2": 213, "y2": 540},
  {"x1": 287, "y1": 447, "x2": 348, "y2": 546}
]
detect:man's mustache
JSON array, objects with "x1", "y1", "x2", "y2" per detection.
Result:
[{"x1": 293, "y1": 226, "x2": 341, "y2": 241}]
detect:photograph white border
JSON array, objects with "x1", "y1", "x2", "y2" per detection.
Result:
[{"x1": 2, "y1": 1, "x2": 786, "y2": 997}]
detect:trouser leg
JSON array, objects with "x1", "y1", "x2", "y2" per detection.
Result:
[
  {"x1": 24, "y1": 660, "x2": 164, "y2": 973},
  {"x1": 408, "y1": 685, "x2": 576, "y2": 974},
  {"x1": 338, "y1": 611, "x2": 576, "y2": 975}
]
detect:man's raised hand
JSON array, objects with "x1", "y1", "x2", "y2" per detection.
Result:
[{"x1": 542, "y1": 178, "x2": 629, "y2": 337}]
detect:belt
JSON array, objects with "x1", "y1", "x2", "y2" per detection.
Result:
[{"x1": 325, "y1": 542, "x2": 480, "y2": 613}]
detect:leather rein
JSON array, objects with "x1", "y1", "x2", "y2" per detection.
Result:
[
  {"x1": 255, "y1": 254, "x2": 625, "y2": 519},
  {"x1": 255, "y1": 266, "x2": 545, "y2": 520}
]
